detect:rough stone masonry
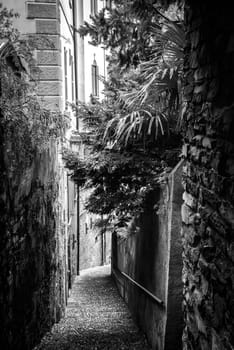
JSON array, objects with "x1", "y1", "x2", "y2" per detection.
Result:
[{"x1": 181, "y1": 1, "x2": 234, "y2": 349}]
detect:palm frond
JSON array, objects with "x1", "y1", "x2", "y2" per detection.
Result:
[
  {"x1": 104, "y1": 109, "x2": 169, "y2": 146},
  {"x1": 103, "y1": 9, "x2": 184, "y2": 149},
  {"x1": 120, "y1": 19, "x2": 184, "y2": 115}
]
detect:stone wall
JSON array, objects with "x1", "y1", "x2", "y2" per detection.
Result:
[
  {"x1": 0, "y1": 129, "x2": 66, "y2": 349},
  {"x1": 182, "y1": 1, "x2": 234, "y2": 349},
  {"x1": 112, "y1": 162, "x2": 183, "y2": 350},
  {"x1": 0, "y1": 1, "x2": 78, "y2": 348}
]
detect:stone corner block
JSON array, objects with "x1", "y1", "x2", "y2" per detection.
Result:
[
  {"x1": 39, "y1": 96, "x2": 63, "y2": 111},
  {"x1": 38, "y1": 66, "x2": 62, "y2": 81},
  {"x1": 36, "y1": 19, "x2": 59, "y2": 34},
  {"x1": 36, "y1": 50, "x2": 61, "y2": 66},
  {"x1": 37, "y1": 81, "x2": 62, "y2": 96},
  {"x1": 33, "y1": 35, "x2": 60, "y2": 50},
  {"x1": 27, "y1": 2, "x2": 57, "y2": 19}
]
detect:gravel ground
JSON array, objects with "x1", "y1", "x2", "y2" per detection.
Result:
[{"x1": 34, "y1": 265, "x2": 151, "y2": 350}]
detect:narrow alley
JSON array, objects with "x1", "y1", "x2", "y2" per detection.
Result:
[
  {"x1": 34, "y1": 266, "x2": 151, "y2": 350},
  {"x1": 2, "y1": 1, "x2": 234, "y2": 350}
]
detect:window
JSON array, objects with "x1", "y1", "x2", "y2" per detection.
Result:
[
  {"x1": 71, "y1": 60, "x2": 75, "y2": 102},
  {"x1": 67, "y1": 174, "x2": 70, "y2": 221},
  {"x1": 64, "y1": 47, "x2": 68, "y2": 104},
  {"x1": 91, "y1": 56, "x2": 99, "y2": 97},
  {"x1": 69, "y1": 49, "x2": 75, "y2": 102},
  {"x1": 91, "y1": 0, "x2": 98, "y2": 15},
  {"x1": 105, "y1": 0, "x2": 112, "y2": 9}
]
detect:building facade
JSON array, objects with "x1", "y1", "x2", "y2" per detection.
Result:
[
  {"x1": 0, "y1": 0, "x2": 79, "y2": 336},
  {"x1": 76, "y1": 0, "x2": 111, "y2": 271},
  {"x1": 1, "y1": 0, "x2": 111, "y2": 297},
  {"x1": 0, "y1": 3, "x2": 111, "y2": 347}
]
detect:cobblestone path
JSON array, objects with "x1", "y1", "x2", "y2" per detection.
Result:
[{"x1": 34, "y1": 265, "x2": 151, "y2": 350}]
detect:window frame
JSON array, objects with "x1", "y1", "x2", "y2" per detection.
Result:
[
  {"x1": 91, "y1": 59, "x2": 99, "y2": 97},
  {"x1": 105, "y1": 0, "x2": 112, "y2": 9},
  {"x1": 91, "y1": 0, "x2": 98, "y2": 16},
  {"x1": 64, "y1": 47, "x2": 68, "y2": 106}
]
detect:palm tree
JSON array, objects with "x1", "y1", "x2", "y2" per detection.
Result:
[{"x1": 104, "y1": 13, "x2": 185, "y2": 147}]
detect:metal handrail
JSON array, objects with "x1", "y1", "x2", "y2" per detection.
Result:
[{"x1": 120, "y1": 270, "x2": 164, "y2": 306}]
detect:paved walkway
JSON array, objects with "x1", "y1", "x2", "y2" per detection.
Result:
[{"x1": 34, "y1": 265, "x2": 151, "y2": 349}]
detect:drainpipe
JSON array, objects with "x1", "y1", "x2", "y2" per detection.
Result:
[
  {"x1": 76, "y1": 184, "x2": 80, "y2": 275},
  {"x1": 72, "y1": 0, "x2": 80, "y2": 275},
  {"x1": 103, "y1": 48, "x2": 106, "y2": 81},
  {"x1": 101, "y1": 177, "x2": 106, "y2": 265},
  {"x1": 101, "y1": 214, "x2": 104, "y2": 265},
  {"x1": 103, "y1": 221, "x2": 106, "y2": 265},
  {"x1": 101, "y1": 216, "x2": 107, "y2": 266}
]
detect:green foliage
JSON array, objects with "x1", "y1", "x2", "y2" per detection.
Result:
[
  {"x1": 63, "y1": 0, "x2": 183, "y2": 228},
  {"x1": 78, "y1": 1, "x2": 154, "y2": 69},
  {"x1": 79, "y1": 1, "x2": 184, "y2": 147},
  {"x1": 63, "y1": 102, "x2": 180, "y2": 227},
  {"x1": 78, "y1": 0, "x2": 183, "y2": 69},
  {"x1": 103, "y1": 12, "x2": 184, "y2": 145},
  {"x1": 63, "y1": 145, "x2": 177, "y2": 226},
  {"x1": 0, "y1": 4, "x2": 69, "y2": 171},
  {"x1": 0, "y1": 3, "x2": 18, "y2": 40}
]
